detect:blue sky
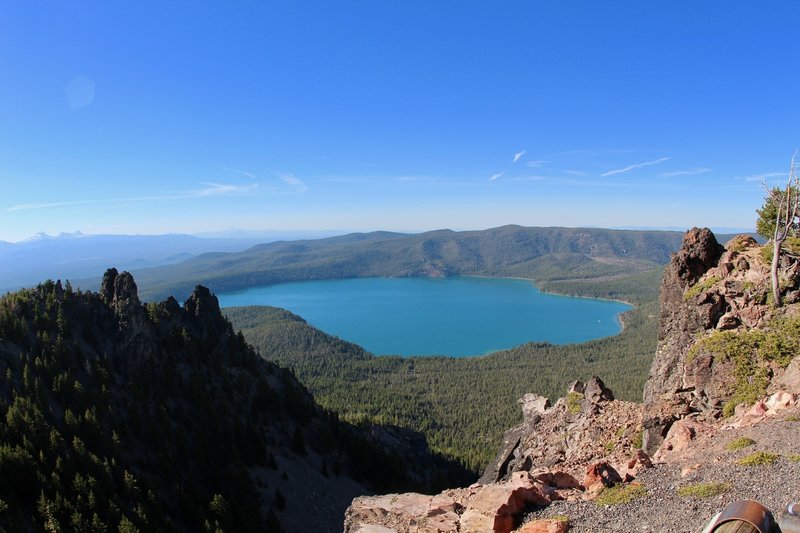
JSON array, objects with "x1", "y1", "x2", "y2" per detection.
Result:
[{"x1": 1, "y1": 2, "x2": 798, "y2": 242}]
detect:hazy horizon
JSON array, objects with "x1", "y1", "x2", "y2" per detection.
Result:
[
  {"x1": 0, "y1": 223, "x2": 758, "y2": 245},
  {"x1": 2, "y1": 2, "x2": 798, "y2": 242}
]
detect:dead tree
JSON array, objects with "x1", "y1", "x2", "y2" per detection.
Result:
[{"x1": 766, "y1": 151, "x2": 800, "y2": 307}]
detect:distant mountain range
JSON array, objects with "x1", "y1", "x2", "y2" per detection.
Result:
[
  {"x1": 4, "y1": 225, "x2": 755, "y2": 301},
  {"x1": 123, "y1": 225, "x2": 708, "y2": 301},
  {"x1": 0, "y1": 233, "x2": 267, "y2": 293}
]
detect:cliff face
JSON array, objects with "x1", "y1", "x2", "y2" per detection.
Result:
[
  {"x1": 641, "y1": 228, "x2": 726, "y2": 453},
  {"x1": 641, "y1": 228, "x2": 800, "y2": 454}
]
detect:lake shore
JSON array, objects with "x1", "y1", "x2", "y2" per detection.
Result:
[{"x1": 218, "y1": 276, "x2": 632, "y2": 357}]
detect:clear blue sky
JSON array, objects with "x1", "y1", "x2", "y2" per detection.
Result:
[{"x1": 1, "y1": 2, "x2": 798, "y2": 242}]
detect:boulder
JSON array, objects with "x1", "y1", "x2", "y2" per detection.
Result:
[
  {"x1": 351, "y1": 526, "x2": 398, "y2": 533},
  {"x1": 617, "y1": 449, "x2": 654, "y2": 481},
  {"x1": 567, "y1": 380, "x2": 585, "y2": 394},
  {"x1": 521, "y1": 394, "x2": 552, "y2": 426},
  {"x1": 774, "y1": 359, "x2": 800, "y2": 393},
  {"x1": 515, "y1": 519, "x2": 570, "y2": 533},
  {"x1": 531, "y1": 471, "x2": 582, "y2": 490},
  {"x1": 344, "y1": 490, "x2": 472, "y2": 533},
  {"x1": 479, "y1": 426, "x2": 526, "y2": 484},
  {"x1": 582, "y1": 462, "x2": 622, "y2": 499},
  {"x1": 627, "y1": 449, "x2": 653, "y2": 471},
  {"x1": 730, "y1": 391, "x2": 800, "y2": 428},
  {"x1": 653, "y1": 419, "x2": 710, "y2": 461},
  {"x1": 345, "y1": 473, "x2": 554, "y2": 533},
  {"x1": 584, "y1": 377, "x2": 614, "y2": 404},
  {"x1": 716, "y1": 312, "x2": 740, "y2": 330},
  {"x1": 460, "y1": 474, "x2": 552, "y2": 533},
  {"x1": 765, "y1": 391, "x2": 798, "y2": 414}
]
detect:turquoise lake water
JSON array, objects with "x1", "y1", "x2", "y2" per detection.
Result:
[{"x1": 217, "y1": 276, "x2": 632, "y2": 357}]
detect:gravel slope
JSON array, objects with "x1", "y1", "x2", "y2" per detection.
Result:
[{"x1": 529, "y1": 409, "x2": 800, "y2": 532}]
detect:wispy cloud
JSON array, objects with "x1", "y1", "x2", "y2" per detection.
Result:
[
  {"x1": 196, "y1": 182, "x2": 258, "y2": 196},
  {"x1": 546, "y1": 149, "x2": 636, "y2": 158},
  {"x1": 395, "y1": 174, "x2": 441, "y2": 183},
  {"x1": 508, "y1": 176, "x2": 549, "y2": 182},
  {"x1": 490, "y1": 150, "x2": 527, "y2": 182},
  {"x1": 222, "y1": 167, "x2": 256, "y2": 179},
  {"x1": 743, "y1": 172, "x2": 785, "y2": 182},
  {"x1": 563, "y1": 169, "x2": 588, "y2": 177},
  {"x1": 660, "y1": 168, "x2": 712, "y2": 178},
  {"x1": 8, "y1": 200, "x2": 90, "y2": 212},
  {"x1": 7, "y1": 182, "x2": 258, "y2": 212},
  {"x1": 600, "y1": 157, "x2": 671, "y2": 177},
  {"x1": 278, "y1": 174, "x2": 308, "y2": 193},
  {"x1": 526, "y1": 160, "x2": 548, "y2": 168},
  {"x1": 317, "y1": 175, "x2": 376, "y2": 184}
]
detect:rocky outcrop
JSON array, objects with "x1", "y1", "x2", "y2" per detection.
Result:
[
  {"x1": 639, "y1": 228, "x2": 784, "y2": 454},
  {"x1": 641, "y1": 228, "x2": 726, "y2": 454},
  {"x1": 344, "y1": 471, "x2": 573, "y2": 533},
  {"x1": 101, "y1": 267, "x2": 143, "y2": 322},
  {"x1": 481, "y1": 377, "x2": 642, "y2": 485},
  {"x1": 346, "y1": 380, "x2": 651, "y2": 532}
]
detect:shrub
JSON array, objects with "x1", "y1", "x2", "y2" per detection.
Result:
[
  {"x1": 684, "y1": 276, "x2": 722, "y2": 301},
  {"x1": 595, "y1": 483, "x2": 647, "y2": 506},
  {"x1": 760, "y1": 316, "x2": 800, "y2": 367},
  {"x1": 677, "y1": 482, "x2": 731, "y2": 498},
  {"x1": 760, "y1": 244, "x2": 772, "y2": 266},
  {"x1": 688, "y1": 314, "x2": 800, "y2": 417},
  {"x1": 631, "y1": 430, "x2": 643, "y2": 449},
  {"x1": 566, "y1": 392, "x2": 583, "y2": 414},
  {"x1": 760, "y1": 238, "x2": 800, "y2": 265},
  {"x1": 737, "y1": 451, "x2": 779, "y2": 466},
  {"x1": 785, "y1": 454, "x2": 800, "y2": 462},
  {"x1": 725, "y1": 437, "x2": 756, "y2": 451}
]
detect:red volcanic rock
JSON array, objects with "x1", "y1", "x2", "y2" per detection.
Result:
[
  {"x1": 582, "y1": 462, "x2": 622, "y2": 499},
  {"x1": 716, "y1": 311, "x2": 740, "y2": 330},
  {"x1": 345, "y1": 473, "x2": 555, "y2": 533},
  {"x1": 730, "y1": 390, "x2": 800, "y2": 428},
  {"x1": 766, "y1": 390, "x2": 798, "y2": 413},
  {"x1": 461, "y1": 472, "x2": 553, "y2": 533},
  {"x1": 654, "y1": 419, "x2": 696, "y2": 460},
  {"x1": 531, "y1": 471, "x2": 582, "y2": 490},
  {"x1": 739, "y1": 305, "x2": 768, "y2": 328},
  {"x1": 617, "y1": 449, "x2": 654, "y2": 482},
  {"x1": 626, "y1": 449, "x2": 653, "y2": 475},
  {"x1": 515, "y1": 518, "x2": 570, "y2": 532}
]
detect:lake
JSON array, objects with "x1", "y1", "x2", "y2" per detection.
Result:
[{"x1": 217, "y1": 276, "x2": 631, "y2": 357}]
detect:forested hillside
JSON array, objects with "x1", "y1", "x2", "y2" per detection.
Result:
[
  {"x1": 226, "y1": 268, "x2": 662, "y2": 472},
  {"x1": 0, "y1": 271, "x2": 468, "y2": 533},
  {"x1": 127, "y1": 226, "x2": 685, "y2": 301}
]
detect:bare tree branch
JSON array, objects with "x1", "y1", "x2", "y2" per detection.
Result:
[{"x1": 770, "y1": 150, "x2": 800, "y2": 306}]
